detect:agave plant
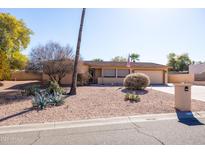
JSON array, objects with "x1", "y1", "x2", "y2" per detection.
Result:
[
  {"x1": 32, "y1": 83, "x2": 65, "y2": 110},
  {"x1": 23, "y1": 85, "x2": 41, "y2": 96},
  {"x1": 48, "y1": 92, "x2": 64, "y2": 106},
  {"x1": 32, "y1": 92, "x2": 48, "y2": 110}
]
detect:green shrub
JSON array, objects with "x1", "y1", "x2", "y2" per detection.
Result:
[
  {"x1": 23, "y1": 85, "x2": 41, "y2": 96},
  {"x1": 47, "y1": 81, "x2": 65, "y2": 95},
  {"x1": 124, "y1": 93, "x2": 140, "y2": 102},
  {"x1": 123, "y1": 73, "x2": 150, "y2": 90}
]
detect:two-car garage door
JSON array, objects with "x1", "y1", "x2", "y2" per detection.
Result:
[{"x1": 133, "y1": 70, "x2": 164, "y2": 84}]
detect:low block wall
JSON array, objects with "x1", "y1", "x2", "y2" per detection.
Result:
[
  {"x1": 168, "y1": 74, "x2": 194, "y2": 83},
  {"x1": 98, "y1": 77, "x2": 124, "y2": 85},
  {"x1": 195, "y1": 72, "x2": 205, "y2": 81},
  {"x1": 11, "y1": 71, "x2": 42, "y2": 81},
  {"x1": 42, "y1": 73, "x2": 73, "y2": 85}
]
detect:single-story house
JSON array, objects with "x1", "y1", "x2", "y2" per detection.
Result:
[
  {"x1": 189, "y1": 63, "x2": 205, "y2": 81},
  {"x1": 42, "y1": 60, "x2": 170, "y2": 85}
]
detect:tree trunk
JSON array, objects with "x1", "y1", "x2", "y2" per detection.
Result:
[{"x1": 69, "y1": 8, "x2": 86, "y2": 95}]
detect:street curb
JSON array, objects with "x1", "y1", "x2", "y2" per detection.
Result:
[{"x1": 0, "y1": 111, "x2": 205, "y2": 134}]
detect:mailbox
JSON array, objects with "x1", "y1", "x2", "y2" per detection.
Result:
[
  {"x1": 184, "y1": 86, "x2": 189, "y2": 91},
  {"x1": 174, "y1": 83, "x2": 192, "y2": 111}
]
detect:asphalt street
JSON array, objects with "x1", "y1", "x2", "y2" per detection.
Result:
[{"x1": 1, "y1": 116, "x2": 205, "y2": 145}]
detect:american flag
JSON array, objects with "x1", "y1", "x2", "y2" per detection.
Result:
[{"x1": 126, "y1": 54, "x2": 130, "y2": 67}]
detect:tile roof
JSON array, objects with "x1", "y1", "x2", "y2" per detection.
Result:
[{"x1": 84, "y1": 61, "x2": 170, "y2": 69}]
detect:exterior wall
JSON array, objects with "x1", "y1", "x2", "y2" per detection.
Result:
[
  {"x1": 78, "y1": 63, "x2": 89, "y2": 74},
  {"x1": 63, "y1": 74, "x2": 73, "y2": 84},
  {"x1": 189, "y1": 63, "x2": 205, "y2": 74},
  {"x1": 11, "y1": 71, "x2": 42, "y2": 81},
  {"x1": 168, "y1": 74, "x2": 194, "y2": 83}
]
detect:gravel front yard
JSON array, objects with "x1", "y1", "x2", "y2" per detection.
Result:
[{"x1": 1, "y1": 82, "x2": 205, "y2": 126}]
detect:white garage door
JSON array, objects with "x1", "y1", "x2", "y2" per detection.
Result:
[{"x1": 133, "y1": 70, "x2": 164, "y2": 84}]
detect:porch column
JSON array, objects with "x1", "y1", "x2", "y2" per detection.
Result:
[
  {"x1": 101, "y1": 68, "x2": 104, "y2": 77},
  {"x1": 116, "y1": 68, "x2": 118, "y2": 78},
  {"x1": 129, "y1": 68, "x2": 132, "y2": 74},
  {"x1": 164, "y1": 70, "x2": 168, "y2": 84},
  {"x1": 101, "y1": 68, "x2": 104, "y2": 85}
]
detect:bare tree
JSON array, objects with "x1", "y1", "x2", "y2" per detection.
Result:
[
  {"x1": 111, "y1": 56, "x2": 127, "y2": 62},
  {"x1": 28, "y1": 41, "x2": 73, "y2": 71},
  {"x1": 28, "y1": 42, "x2": 73, "y2": 84},
  {"x1": 69, "y1": 8, "x2": 86, "y2": 95},
  {"x1": 43, "y1": 60, "x2": 73, "y2": 84}
]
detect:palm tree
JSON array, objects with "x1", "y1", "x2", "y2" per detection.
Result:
[
  {"x1": 69, "y1": 8, "x2": 86, "y2": 95},
  {"x1": 130, "y1": 53, "x2": 140, "y2": 62}
]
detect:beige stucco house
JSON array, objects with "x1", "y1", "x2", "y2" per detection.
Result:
[
  {"x1": 42, "y1": 60, "x2": 170, "y2": 85},
  {"x1": 84, "y1": 61, "x2": 169, "y2": 85}
]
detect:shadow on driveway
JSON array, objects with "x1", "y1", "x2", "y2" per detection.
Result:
[{"x1": 176, "y1": 110, "x2": 204, "y2": 126}]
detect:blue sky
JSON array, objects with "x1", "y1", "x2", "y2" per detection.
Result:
[{"x1": 1, "y1": 8, "x2": 205, "y2": 64}]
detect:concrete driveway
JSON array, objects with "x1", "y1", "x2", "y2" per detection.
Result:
[{"x1": 150, "y1": 84, "x2": 205, "y2": 102}]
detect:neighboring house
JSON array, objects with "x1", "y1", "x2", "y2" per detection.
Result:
[
  {"x1": 189, "y1": 63, "x2": 205, "y2": 81},
  {"x1": 42, "y1": 60, "x2": 170, "y2": 85},
  {"x1": 189, "y1": 63, "x2": 205, "y2": 74}
]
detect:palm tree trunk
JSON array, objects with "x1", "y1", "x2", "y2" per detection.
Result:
[{"x1": 69, "y1": 8, "x2": 86, "y2": 95}]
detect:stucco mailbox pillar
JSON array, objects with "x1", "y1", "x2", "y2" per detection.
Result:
[{"x1": 174, "y1": 83, "x2": 192, "y2": 111}]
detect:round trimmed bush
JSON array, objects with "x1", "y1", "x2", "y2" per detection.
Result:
[{"x1": 123, "y1": 73, "x2": 150, "y2": 90}]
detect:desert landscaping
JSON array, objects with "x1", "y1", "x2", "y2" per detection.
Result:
[{"x1": 1, "y1": 81, "x2": 205, "y2": 126}]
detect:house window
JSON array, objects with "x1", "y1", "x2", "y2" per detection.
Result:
[
  {"x1": 103, "y1": 69, "x2": 116, "y2": 77},
  {"x1": 117, "y1": 69, "x2": 130, "y2": 78}
]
